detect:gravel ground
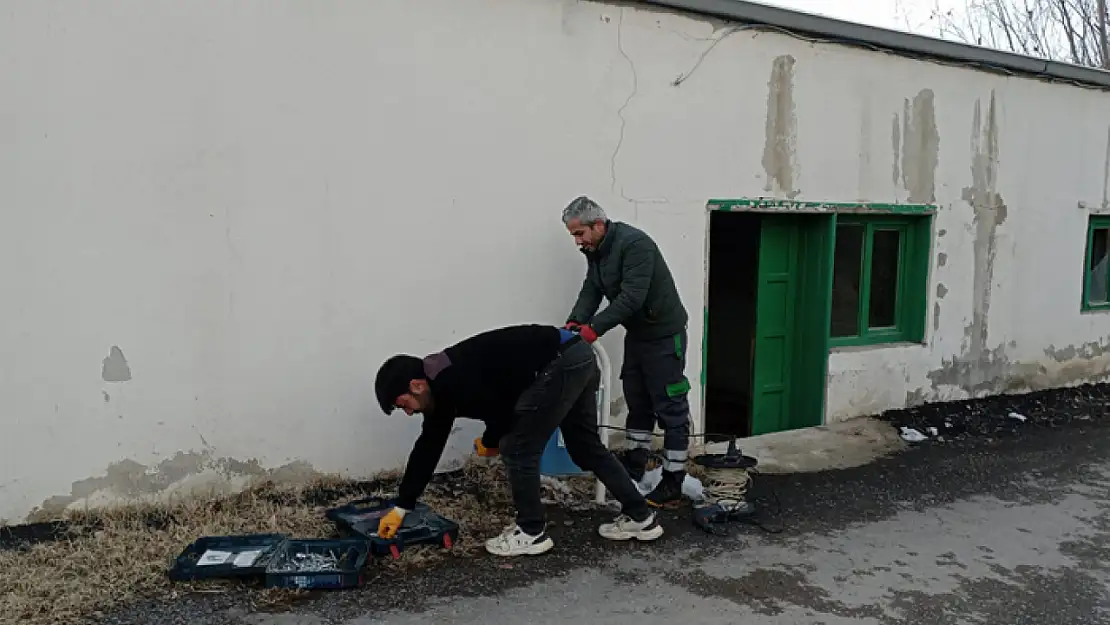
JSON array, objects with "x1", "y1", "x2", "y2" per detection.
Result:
[{"x1": 92, "y1": 383, "x2": 1110, "y2": 624}]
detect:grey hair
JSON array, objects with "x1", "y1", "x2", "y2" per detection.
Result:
[{"x1": 562, "y1": 195, "x2": 607, "y2": 225}]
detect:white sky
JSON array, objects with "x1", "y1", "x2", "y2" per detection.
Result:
[{"x1": 755, "y1": 0, "x2": 965, "y2": 36}]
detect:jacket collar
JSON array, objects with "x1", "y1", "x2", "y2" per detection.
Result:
[{"x1": 581, "y1": 220, "x2": 616, "y2": 259}]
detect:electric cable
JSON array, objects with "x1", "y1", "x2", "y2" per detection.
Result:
[{"x1": 597, "y1": 423, "x2": 784, "y2": 534}]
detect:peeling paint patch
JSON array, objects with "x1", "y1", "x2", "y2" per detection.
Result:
[
  {"x1": 1103, "y1": 126, "x2": 1110, "y2": 210},
  {"x1": 901, "y1": 89, "x2": 940, "y2": 203},
  {"x1": 762, "y1": 55, "x2": 799, "y2": 198},
  {"x1": 932, "y1": 90, "x2": 1008, "y2": 395},
  {"x1": 937, "y1": 252, "x2": 948, "y2": 267},
  {"x1": 101, "y1": 346, "x2": 132, "y2": 382},
  {"x1": 938, "y1": 228, "x2": 947, "y2": 237},
  {"x1": 102, "y1": 391, "x2": 110, "y2": 403},
  {"x1": 925, "y1": 338, "x2": 1110, "y2": 402},
  {"x1": 936, "y1": 284, "x2": 948, "y2": 299},
  {"x1": 933, "y1": 303, "x2": 942, "y2": 332},
  {"x1": 891, "y1": 112, "x2": 901, "y2": 188},
  {"x1": 31, "y1": 453, "x2": 319, "y2": 521},
  {"x1": 857, "y1": 95, "x2": 872, "y2": 201}
]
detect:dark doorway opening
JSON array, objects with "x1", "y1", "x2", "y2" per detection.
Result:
[{"x1": 704, "y1": 211, "x2": 760, "y2": 441}]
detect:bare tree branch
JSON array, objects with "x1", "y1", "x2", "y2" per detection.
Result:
[{"x1": 925, "y1": 0, "x2": 1107, "y2": 67}]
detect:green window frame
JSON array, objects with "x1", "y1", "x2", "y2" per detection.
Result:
[
  {"x1": 1082, "y1": 216, "x2": 1110, "y2": 312},
  {"x1": 829, "y1": 215, "x2": 931, "y2": 348}
]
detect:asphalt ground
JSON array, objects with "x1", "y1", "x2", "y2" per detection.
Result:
[{"x1": 89, "y1": 383, "x2": 1110, "y2": 625}]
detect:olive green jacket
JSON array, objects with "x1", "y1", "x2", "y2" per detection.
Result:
[{"x1": 567, "y1": 221, "x2": 688, "y2": 341}]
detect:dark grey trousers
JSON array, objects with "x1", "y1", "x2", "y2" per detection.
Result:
[
  {"x1": 500, "y1": 339, "x2": 651, "y2": 535},
  {"x1": 622, "y1": 330, "x2": 692, "y2": 473}
]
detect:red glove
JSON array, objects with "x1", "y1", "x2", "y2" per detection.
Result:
[
  {"x1": 564, "y1": 322, "x2": 580, "y2": 330},
  {"x1": 579, "y1": 325, "x2": 598, "y2": 343}
]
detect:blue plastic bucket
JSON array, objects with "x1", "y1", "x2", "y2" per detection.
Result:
[
  {"x1": 539, "y1": 428, "x2": 587, "y2": 476},
  {"x1": 539, "y1": 344, "x2": 608, "y2": 478}
]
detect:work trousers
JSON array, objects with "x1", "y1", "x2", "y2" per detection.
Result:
[
  {"x1": 499, "y1": 338, "x2": 651, "y2": 535},
  {"x1": 622, "y1": 330, "x2": 692, "y2": 473}
]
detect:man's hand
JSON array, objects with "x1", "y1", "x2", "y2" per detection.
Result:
[
  {"x1": 579, "y1": 325, "x2": 598, "y2": 343},
  {"x1": 474, "y1": 437, "x2": 499, "y2": 457},
  {"x1": 564, "y1": 321, "x2": 581, "y2": 330},
  {"x1": 377, "y1": 507, "x2": 407, "y2": 539}
]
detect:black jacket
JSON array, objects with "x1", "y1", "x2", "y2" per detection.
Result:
[
  {"x1": 395, "y1": 324, "x2": 563, "y2": 509},
  {"x1": 567, "y1": 221, "x2": 688, "y2": 341}
]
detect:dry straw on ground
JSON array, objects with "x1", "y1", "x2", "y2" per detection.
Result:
[{"x1": 0, "y1": 460, "x2": 598, "y2": 625}]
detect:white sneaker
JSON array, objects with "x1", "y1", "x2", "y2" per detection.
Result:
[
  {"x1": 599, "y1": 512, "x2": 665, "y2": 541},
  {"x1": 484, "y1": 524, "x2": 555, "y2": 557}
]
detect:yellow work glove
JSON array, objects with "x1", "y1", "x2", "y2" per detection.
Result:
[
  {"x1": 474, "y1": 437, "x2": 499, "y2": 457},
  {"x1": 377, "y1": 507, "x2": 407, "y2": 539}
]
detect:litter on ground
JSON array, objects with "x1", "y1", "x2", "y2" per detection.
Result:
[{"x1": 899, "y1": 427, "x2": 928, "y2": 442}]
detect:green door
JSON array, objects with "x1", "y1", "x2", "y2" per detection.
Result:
[
  {"x1": 750, "y1": 213, "x2": 834, "y2": 435},
  {"x1": 750, "y1": 215, "x2": 799, "y2": 435}
]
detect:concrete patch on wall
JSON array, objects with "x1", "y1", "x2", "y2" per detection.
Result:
[
  {"x1": 1026, "y1": 340, "x2": 1110, "y2": 390},
  {"x1": 910, "y1": 337, "x2": 1110, "y2": 407},
  {"x1": 762, "y1": 55, "x2": 799, "y2": 198},
  {"x1": 927, "y1": 90, "x2": 1009, "y2": 397},
  {"x1": 891, "y1": 112, "x2": 901, "y2": 188},
  {"x1": 1103, "y1": 126, "x2": 1110, "y2": 210},
  {"x1": 101, "y1": 346, "x2": 132, "y2": 382},
  {"x1": 29, "y1": 452, "x2": 319, "y2": 522},
  {"x1": 857, "y1": 94, "x2": 873, "y2": 201},
  {"x1": 901, "y1": 89, "x2": 940, "y2": 203}
]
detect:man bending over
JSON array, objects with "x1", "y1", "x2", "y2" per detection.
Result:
[{"x1": 374, "y1": 324, "x2": 663, "y2": 557}]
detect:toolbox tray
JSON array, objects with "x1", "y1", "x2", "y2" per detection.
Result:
[
  {"x1": 325, "y1": 497, "x2": 460, "y2": 557},
  {"x1": 168, "y1": 533, "x2": 287, "y2": 582},
  {"x1": 264, "y1": 538, "x2": 370, "y2": 590}
]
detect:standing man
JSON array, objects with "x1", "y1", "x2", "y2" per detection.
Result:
[
  {"x1": 562, "y1": 196, "x2": 691, "y2": 508},
  {"x1": 374, "y1": 323, "x2": 664, "y2": 557}
]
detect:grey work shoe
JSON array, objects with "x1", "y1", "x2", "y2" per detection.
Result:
[
  {"x1": 484, "y1": 524, "x2": 555, "y2": 557},
  {"x1": 598, "y1": 512, "x2": 665, "y2": 542}
]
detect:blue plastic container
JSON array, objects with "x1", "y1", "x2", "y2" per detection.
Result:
[
  {"x1": 264, "y1": 538, "x2": 370, "y2": 590},
  {"x1": 540, "y1": 428, "x2": 587, "y2": 476}
]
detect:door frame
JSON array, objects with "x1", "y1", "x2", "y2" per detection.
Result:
[{"x1": 700, "y1": 198, "x2": 937, "y2": 437}]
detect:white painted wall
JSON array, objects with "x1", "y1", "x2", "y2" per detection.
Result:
[{"x1": 4, "y1": 0, "x2": 1110, "y2": 522}]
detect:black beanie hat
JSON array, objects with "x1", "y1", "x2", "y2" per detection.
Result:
[{"x1": 375, "y1": 354, "x2": 426, "y2": 414}]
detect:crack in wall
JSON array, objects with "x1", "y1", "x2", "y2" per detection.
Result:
[{"x1": 609, "y1": 7, "x2": 638, "y2": 198}]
